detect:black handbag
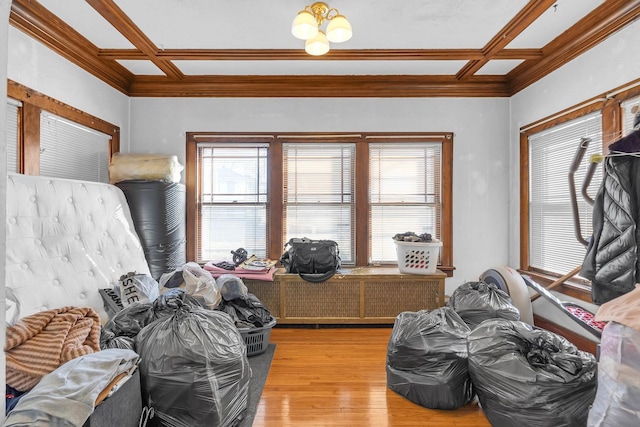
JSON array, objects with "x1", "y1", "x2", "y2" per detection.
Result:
[{"x1": 280, "y1": 237, "x2": 341, "y2": 283}]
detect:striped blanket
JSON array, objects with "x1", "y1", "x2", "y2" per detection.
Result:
[{"x1": 5, "y1": 306, "x2": 102, "y2": 391}]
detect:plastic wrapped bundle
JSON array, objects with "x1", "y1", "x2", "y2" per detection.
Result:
[
  {"x1": 448, "y1": 281, "x2": 520, "y2": 329},
  {"x1": 135, "y1": 303, "x2": 249, "y2": 427},
  {"x1": 468, "y1": 319, "x2": 597, "y2": 427},
  {"x1": 588, "y1": 322, "x2": 640, "y2": 426},
  {"x1": 116, "y1": 180, "x2": 186, "y2": 280},
  {"x1": 386, "y1": 307, "x2": 474, "y2": 410}
]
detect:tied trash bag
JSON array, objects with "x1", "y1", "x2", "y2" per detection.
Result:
[
  {"x1": 448, "y1": 281, "x2": 520, "y2": 329},
  {"x1": 386, "y1": 307, "x2": 474, "y2": 410},
  {"x1": 100, "y1": 288, "x2": 203, "y2": 350},
  {"x1": 135, "y1": 300, "x2": 249, "y2": 427},
  {"x1": 588, "y1": 322, "x2": 640, "y2": 427},
  {"x1": 468, "y1": 319, "x2": 597, "y2": 427}
]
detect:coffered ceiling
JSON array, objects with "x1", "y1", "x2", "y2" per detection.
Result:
[{"x1": 9, "y1": 0, "x2": 640, "y2": 97}]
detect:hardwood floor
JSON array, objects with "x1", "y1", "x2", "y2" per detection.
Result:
[{"x1": 252, "y1": 327, "x2": 491, "y2": 427}]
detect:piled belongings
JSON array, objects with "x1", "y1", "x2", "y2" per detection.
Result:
[
  {"x1": 447, "y1": 281, "x2": 520, "y2": 329},
  {"x1": 158, "y1": 262, "x2": 221, "y2": 309},
  {"x1": 386, "y1": 307, "x2": 474, "y2": 409},
  {"x1": 4, "y1": 348, "x2": 139, "y2": 426},
  {"x1": 587, "y1": 322, "x2": 640, "y2": 426},
  {"x1": 135, "y1": 291, "x2": 249, "y2": 427},
  {"x1": 216, "y1": 274, "x2": 274, "y2": 328},
  {"x1": 99, "y1": 288, "x2": 203, "y2": 350},
  {"x1": 5, "y1": 306, "x2": 102, "y2": 392},
  {"x1": 467, "y1": 319, "x2": 597, "y2": 427},
  {"x1": 588, "y1": 285, "x2": 640, "y2": 426}
]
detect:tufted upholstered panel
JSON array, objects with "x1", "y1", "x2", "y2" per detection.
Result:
[{"x1": 6, "y1": 173, "x2": 151, "y2": 325}]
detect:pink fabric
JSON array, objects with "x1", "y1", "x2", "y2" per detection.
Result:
[{"x1": 204, "y1": 262, "x2": 277, "y2": 281}]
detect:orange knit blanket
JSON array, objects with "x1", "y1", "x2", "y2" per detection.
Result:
[{"x1": 5, "y1": 306, "x2": 102, "y2": 391}]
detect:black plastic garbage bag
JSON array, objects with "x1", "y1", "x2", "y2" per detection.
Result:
[
  {"x1": 135, "y1": 302, "x2": 250, "y2": 427},
  {"x1": 468, "y1": 319, "x2": 597, "y2": 427},
  {"x1": 100, "y1": 289, "x2": 204, "y2": 350},
  {"x1": 100, "y1": 302, "x2": 156, "y2": 349},
  {"x1": 386, "y1": 307, "x2": 474, "y2": 410},
  {"x1": 448, "y1": 281, "x2": 519, "y2": 328}
]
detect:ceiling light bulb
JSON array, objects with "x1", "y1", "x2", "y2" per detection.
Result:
[
  {"x1": 305, "y1": 30, "x2": 330, "y2": 56},
  {"x1": 326, "y1": 15, "x2": 352, "y2": 43},
  {"x1": 292, "y1": 11, "x2": 318, "y2": 40}
]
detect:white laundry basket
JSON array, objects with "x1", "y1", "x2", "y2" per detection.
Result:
[{"x1": 394, "y1": 240, "x2": 442, "y2": 274}]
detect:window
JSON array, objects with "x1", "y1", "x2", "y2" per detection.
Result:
[
  {"x1": 40, "y1": 112, "x2": 111, "y2": 182},
  {"x1": 6, "y1": 98, "x2": 20, "y2": 173},
  {"x1": 197, "y1": 142, "x2": 269, "y2": 261},
  {"x1": 187, "y1": 132, "x2": 453, "y2": 273},
  {"x1": 526, "y1": 112, "x2": 603, "y2": 276},
  {"x1": 283, "y1": 142, "x2": 355, "y2": 263},
  {"x1": 621, "y1": 96, "x2": 640, "y2": 136},
  {"x1": 369, "y1": 142, "x2": 441, "y2": 263},
  {"x1": 7, "y1": 80, "x2": 119, "y2": 178}
]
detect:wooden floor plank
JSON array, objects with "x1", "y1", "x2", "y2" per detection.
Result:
[{"x1": 251, "y1": 327, "x2": 491, "y2": 427}]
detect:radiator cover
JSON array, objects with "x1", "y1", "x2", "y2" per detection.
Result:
[{"x1": 244, "y1": 267, "x2": 445, "y2": 324}]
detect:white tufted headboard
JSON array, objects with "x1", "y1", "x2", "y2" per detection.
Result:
[{"x1": 5, "y1": 173, "x2": 151, "y2": 324}]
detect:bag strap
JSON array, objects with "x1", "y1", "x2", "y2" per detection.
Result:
[{"x1": 299, "y1": 270, "x2": 337, "y2": 283}]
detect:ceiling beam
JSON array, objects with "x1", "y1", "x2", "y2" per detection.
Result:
[
  {"x1": 456, "y1": 0, "x2": 556, "y2": 80},
  {"x1": 127, "y1": 75, "x2": 511, "y2": 98},
  {"x1": 85, "y1": 0, "x2": 184, "y2": 80},
  {"x1": 508, "y1": 0, "x2": 640, "y2": 95},
  {"x1": 9, "y1": 0, "x2": 133, "y2": 94},
  {"x1": 97, "y1": 48, "x2": 544, "y2": 62}
]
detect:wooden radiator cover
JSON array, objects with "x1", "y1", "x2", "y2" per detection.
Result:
[{"x1": 244, "y1": 267, "x2": 446, "y2": 324}]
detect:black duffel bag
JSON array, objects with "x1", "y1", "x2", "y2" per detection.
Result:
[{"x1": 280, "y1": 237, "x2": 341, "y2": 283}]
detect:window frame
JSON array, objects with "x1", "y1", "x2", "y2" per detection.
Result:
[
  {"x1": 186, "y1": 132, "x2": 454, "y2": 275},
  {"x1": 7, "y1": 80, "x2": 120, "y2": 176},
  {"x1": 519, "y1": 79, "x2": 640, "y2": 295}
]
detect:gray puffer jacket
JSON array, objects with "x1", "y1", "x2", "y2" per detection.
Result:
[{"x1": 580, "y1": 154, "x2": 640, "y2": 304}]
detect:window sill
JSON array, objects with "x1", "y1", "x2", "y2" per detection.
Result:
[{"x1": 363, "y1": 264, "x2": 454, "y2": 277}]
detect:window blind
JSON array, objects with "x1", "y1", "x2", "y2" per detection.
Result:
[
  {"x1": 40, "y1": 112, "x2": 110, "y2": 182},
  {"x1": 621, "y1": 96, "x2": 640, "y2": 136},
  {"x1": 369, "y1": 142, "x2": 442, "y2": 263},
  {"x1": 197, "y1": 142, "x2": 269, "y2": 261},
  {"x1": 283, "y1": 142, "x2": 355, "y2": 263},
  {"x1": 6, "y1": 99, "x2": 20, "y2": 173},
  {"x1": 528, "y1": 112, "x2": 603, "y2": 276}
]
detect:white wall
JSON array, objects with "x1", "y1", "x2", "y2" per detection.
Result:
[
  {"x1": 7, "y1": 27, "x2": 131, "y2": 150},
  {"x1": 1, "y1": 0, "x2": 11, "y2": 415},
  {"x1": 129, "y1": 96, "x2": 511, "y2": 295}
]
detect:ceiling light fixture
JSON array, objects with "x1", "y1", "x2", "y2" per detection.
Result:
[{"x1": 291, "y1": 2, "x2": 352, "y2": 56}]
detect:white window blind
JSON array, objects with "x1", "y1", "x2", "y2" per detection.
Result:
[
  {"x1": 369, "y1": 142, "x2": 442, "y2": 263},
  {"x1": 6, "y1": 99, "x2": 20, "y2": 173},
  {"x1": 283, "y1": 142, "x2": 356, "y2": 264},
  {"x1": 621, "y1": 96, "x2": 640, "y2": 136},
  {"x1": 197, "y1": 143, "x2": 269, "y2": 262},
  {"x1": 40, "y1": 112, "x2": 110, "y2": 182},
  {"x1": 528, "y1": 112, "x2": 603, "y2": 276}
]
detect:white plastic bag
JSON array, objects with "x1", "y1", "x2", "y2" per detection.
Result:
[
  {"x1": 160, "y1": 262, "x2": 221, "y2": 309},
  {"x1": 118, "y1": 272, "x2": 160, "y2": 306}
]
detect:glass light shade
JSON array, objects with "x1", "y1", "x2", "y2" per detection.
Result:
[
  {"x1": 305, "y1": 30, "x2": 330, "y2": 56},
  {"x1": 326, "y1": 15, "x2": 352, "y2": 43},
  {"x1": 292, "y1": 11, "x2": 318, "y2": 40}
]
